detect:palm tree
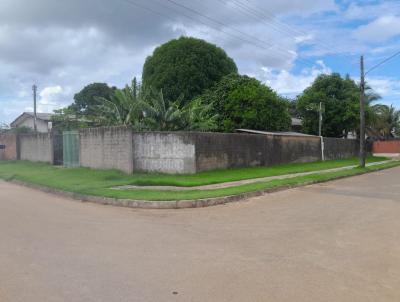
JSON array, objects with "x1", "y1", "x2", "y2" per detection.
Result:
[
  {"x1": 95, "y1": 80, "x2": 218, "y2": 131},
  {"x1": 95, "y1": 79, "x2": 144, "y2": 128},
  {"x1": 364, "y1": 85, "x2": 381, "y2": 105},
  {"x1": 141, "y1": 89, "x2": 184, "y2": 131},
  {"x1": 371, "y1": 104, "x2": 400, "y2": 138},
  {"x1": 182, "y1": 98, "x2": 218, "y2": 131}
]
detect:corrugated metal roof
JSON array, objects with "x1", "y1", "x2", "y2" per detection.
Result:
[
  {"x1": 24, "y1": 112, "x2": 54, "y2": 120},
  {"x1": 236, "y1": 129, "x2": 317, "y2": 137}
]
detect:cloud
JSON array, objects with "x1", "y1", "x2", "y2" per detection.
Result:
[
  {"x1": 0, "y1": 0, "x2": 399, "y2": 123},
  {"x1": 0, "y1": 0, "x2": 340, "y2": 123},
  {"x1": 367, "y1": 77, "x2": 400, "y2": 98},
  {"x1": 260, "y1": 60, "x2": 331, "y2": 97},
  {"x1": 343, "y1": 1, "x2": 400, "y2": 21},
  {"x1": 354, "y1": 15, "x2": 400, "y2": 43}
]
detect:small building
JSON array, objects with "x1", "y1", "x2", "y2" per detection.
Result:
[
  {"x1": 10, "y1": 112, "x2": 54, "y2": 133},
  {"x1": 291, "y1": 117, "x2": 303, "y2": 132}
]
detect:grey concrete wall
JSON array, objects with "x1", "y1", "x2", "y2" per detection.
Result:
[
  {"x1": 19, "y1": 133, "x2": 53, "y2": 163},
  {"x1": 194, "y1": 133, "x2": 322, "y2": 172},
  {"x1": 79, "y1": 127, "x2": 133, "y2": 173},
  {"x1": 194, "y1": 133, "x2": 268, "y2": 171},
  {"x1": 265, "y1": 135, "x2": 322, "y2": 166},
  {"x1": 14, "y1": 128, "x2": 361, "y2": 174},
  {"x1": 323, "y1": 137, "x2": 358, "y2": 160},
  {"x1": 132, "y1": 132, "x2": 196, "y2": 174}
]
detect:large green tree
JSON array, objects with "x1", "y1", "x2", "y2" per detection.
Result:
[
  {"x1": 142, "y1": 37, "x2": 238, "y2": 103},
  {"x1": 70, "y1": 83, "x2": 116, "y2": 116},
  {"x1": 196, "y1": 74, "x2": 291, "y2": 132},
  {"x1": 296, "y1": 73, "x2": 360, "y2": 137}
]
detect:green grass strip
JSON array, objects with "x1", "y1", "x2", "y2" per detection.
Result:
[{"x1": 0, "y1": 157, "x2": 398, "y2": 201}]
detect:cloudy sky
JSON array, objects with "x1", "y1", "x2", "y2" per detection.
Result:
[{"x1": 1, "y1": 0, "x2": 400, "y2": 124}]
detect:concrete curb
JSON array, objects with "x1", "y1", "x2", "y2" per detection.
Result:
[{"x1": 5, "y1": 162, "x2": 400, "y2": 209}]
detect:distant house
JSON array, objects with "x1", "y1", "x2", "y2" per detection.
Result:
[
  {"x1": 11, "y1": 112, "x2": 54, "y2": 133},
  {"x1": 291, "y1": 117, "x2": 302, "y2": 132}
]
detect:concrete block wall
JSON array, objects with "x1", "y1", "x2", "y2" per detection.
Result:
[
  {"x1": 10, "y1": 128, "x2": 361, "y2": 175},
  {"x1": 264, "y1": 135, "x2": 321, "y2": 166},
  {"x1": 0, "y1": 133, "x2": 18, "y2": 160},
  {"x1": 79, "y1": 127, "x2": 133, "y2": 173},
  {"x1": 19, "y1": 133, "x2": 53, "y2": 163},
  {"x1": 323, "y1": 137, "x2": 359, "y2": 160},
  {"x1": 193, "y1": 133, "x2": 322, "y2": 172},
  {"x1": 132, "y1": 132, "x2": 196, "y2": 174},
  {"x1": 193, "y1": 133, "x2": 268, "y2": 171}
]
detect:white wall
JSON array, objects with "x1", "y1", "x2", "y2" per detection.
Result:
[
  {"x1": 19, "y1": 133, "x2": 53, "y2": 163},
  {"x1": 132, "y1": 133, "x2": 196, "y2": 174},
  {"x1": 18, "y1": 117, "x2": 50, "y2": 133}
]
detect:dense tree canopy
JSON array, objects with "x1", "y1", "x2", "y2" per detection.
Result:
[
  {"x1": 196, "y1": 74, "x2": 291, "y2": 132},
  {"x1": 142, "y1": 37, "x2": 238, "y2": 103},
  {"x1": 296, "y1": 74, "x2": 360, "y2": 137},
  {"x1": 70, "y1": 83, "x2": 116, "y2": 116}
]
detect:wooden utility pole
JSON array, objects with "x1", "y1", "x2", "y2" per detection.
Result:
[
  {"x1": 318, "y1": 102, "x2": 322, "y2": 137},
  {"x1": 33, "y1": 84, "x2": 37, "y2": 132},
  {"x1": 359, "y1": 56, "x2": 366, "y2": 168}
]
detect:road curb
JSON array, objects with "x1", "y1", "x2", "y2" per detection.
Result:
[
  {"x1": 5, "y1": 163, "x2": 400, "y2": 209},
  {"x1": 7, "y1": 179, "x2": 295, "y2": 209}
]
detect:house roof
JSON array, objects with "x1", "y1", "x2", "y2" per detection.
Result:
[
  {"x1": 236, "y1": 129, "x2": 317, "y2": 137},
  {"x1": 10, "y1": 112, "x2": 54, "y2": 127}
]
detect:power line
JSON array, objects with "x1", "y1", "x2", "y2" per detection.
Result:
[
  {"x1": 226, "y1": 0, "x2": 351, "y2": 56},
  {"x1": 120, "y1": 0, "x2": 268, "y2": 49},
  {"x1": 119, "y1": 0, "x2": 321, "y2": 69},
  {"x1": 365, "y1": 50, "x2": 400, "y2": 75},
  {"x1": 120, "y1": 0, "x2": 303, "y2": 65},
  {"x1": 161, "y1": 0, "x2": 316, "y2": 67}
]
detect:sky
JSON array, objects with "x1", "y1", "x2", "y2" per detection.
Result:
[{"x1": 1, "y1": 0, "x2": 400, "y2": 124}]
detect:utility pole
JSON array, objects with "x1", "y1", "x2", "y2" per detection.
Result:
[
  {"x1": 359, "y1": 56, "x2": 366, "y2": 168},
  {"x1": 32, "y1": 84, "x2": 37, "y2": 132},
  {"x1": 318, "y1": 102, "x2": 323, "y2": 137},
  {"x1": 318, "y1": 102, "x2": 325, "y2": 161}
]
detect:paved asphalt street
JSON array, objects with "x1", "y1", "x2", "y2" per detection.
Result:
[{"x1": 1, "y1": 167, "x2": 400, "y2": 302}]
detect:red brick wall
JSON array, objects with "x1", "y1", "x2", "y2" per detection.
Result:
[
  {"x1": 373, "y1": 140, "x2": 400, "y2": 154},
  {"x1": 0, "y1": 133, "x2": 18, "y2": 160}
]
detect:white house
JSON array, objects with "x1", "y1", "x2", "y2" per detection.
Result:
[{"x1": 11, "y1": 112, "x2": 54, "y2": 133}]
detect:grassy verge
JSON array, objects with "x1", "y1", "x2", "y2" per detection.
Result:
[
  {"x1": 119, "y1": 156, "x2": 387, "y2": 186},
  {"x1": 0, "y1": 157, "x2": 398, "y2": 201}
]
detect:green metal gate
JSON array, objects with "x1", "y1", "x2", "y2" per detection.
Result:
[{"x1": 63, "y1": 131, "x2": 80, "y2": 167}]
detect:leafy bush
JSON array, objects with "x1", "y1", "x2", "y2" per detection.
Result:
[
  {"x1": 142, "y1": 37, "x2": 237, "y2": 103},
  {"x1": 196, "y1": 74, "x2": 291, "y2": 132}
]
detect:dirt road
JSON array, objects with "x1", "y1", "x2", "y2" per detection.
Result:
[{"x1": 1, "y1": 167, "x2": 400, "y2": 302}]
